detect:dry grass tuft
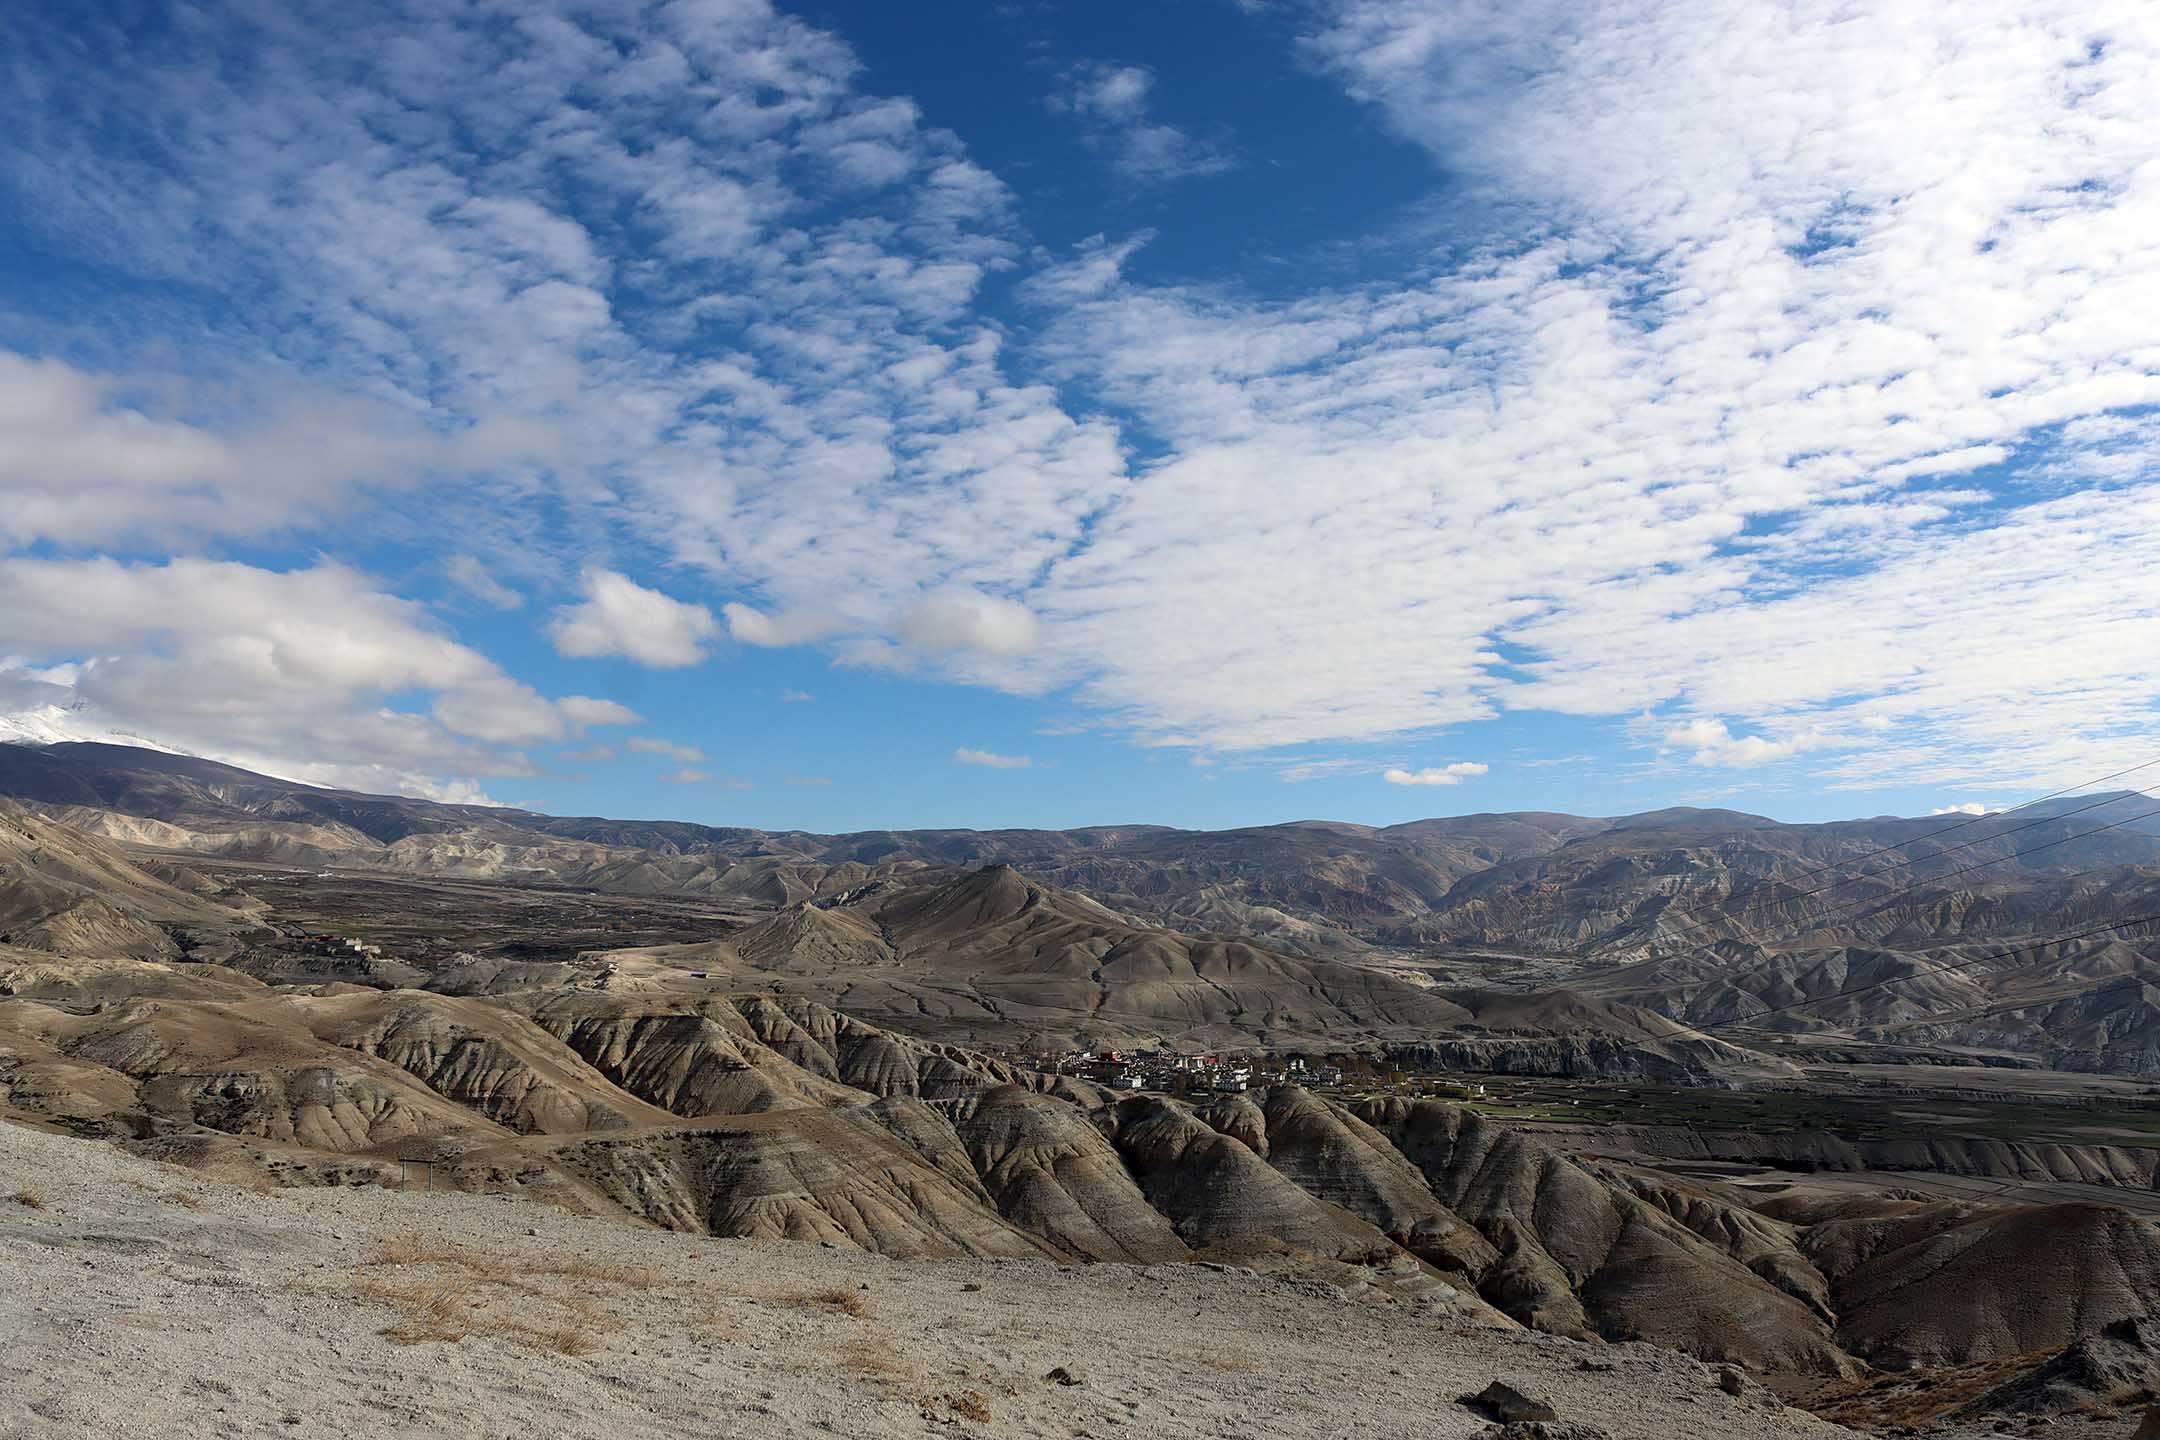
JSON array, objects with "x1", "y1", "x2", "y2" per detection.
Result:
[
  {"x1": 357, "y1": 1276, "x2": 475, "y2": 1346},
  {"x1": 132, "y1": 1154, "x2": 281, "y2": 1197},
  {"x1": 351, "y1": 1231, "x2": 659, "y2": 1356},
  {"x1": 920, "y1": 1390, "x2": 994, "y2": 1425},
  {"x1": 11, "y1": 1187, "x2": 46, "y2": 1210},
  {"x1": 495, "y1": 1314, "x2": 605, "y2": 1358},
  {"x1": 543, "y1": 1255, "x2": 665, "y2": 1288},
  {"x1": 354, "y1": 1274, "x2": 608, "y2": 1356},
  {"x1": 689, "y1": 1303, "x2": 747, "y2": 1341},
  {"x1": 830, "y1": 1333, "x2": 914, "y2": 1384},
  {"x1": 1812, "y1": 1349, "x2": 2059, "y2": 1428},
  {"x1": 771, "y1": 1285, "x2": 871, "y2": 1320},
  {"x1": 364, "y1": 1232, "x2": 662, "y2": 1290}
]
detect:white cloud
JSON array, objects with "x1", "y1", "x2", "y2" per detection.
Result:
[
  {"x1": 1, "y1": 0, "x2": 1114, "y2": 693},
  {"x1": 557, "y1": 696, "x2": 641, "y2": 729},
  {"x1": 1009, "y1": 0, "x2": 2160, "y2": 785},
  {"x1": 550, "y1": 569, "x2": 718, "y2": 668},
  {"x1": 8, "y1": 0, "x2": 2160, "y2": 800},
  {"x1": 0, "y1": 556, "x2": 607, "y2": 795},
  {"x1": 955, "y1": 747, "x2": 1031, "y2": 769},
  {"x1": 397, "y1": 777, "x2": 507, "y2": 807},
  {"x1": 779, "y1": 689, "x2": 814, "y2": 703},
  {"x1": 444, "y1": 554, "x2": 523, "y2": 610},
  {"x1": 431, "y1": 677, "x2": 586, "y2": 746},
  {"x1": 1383, "y1": 762, "x2": 1488, "y2": 787},
  {"x1": 900, "y1": 590, "x2": 1039, "y2": 657},
  {"x1": 662, "y1": 767, "x2": 711, "y2": 785},
  {"x1": 1278, "y1": 758, "x2": 1366, "y2": 784},
  {"x1": 724, "y1": 604, "x2": 843, "y2": 648},
  {"x1": 0, "y1": 3, "x2": 1102, "y2": 782},
  {"x1": 0, "y1": 351, "x2": 553, "y2": 550},
  {"x1": 628, "y1": 736, "x2": 706, "y2": 765},
  {"x1": 1663, "y1": 719, "x2": 1802, "y2": 770},
  {"x1": 1931, "y1": 802, "x2": 1996, "y2": 816},
  {"x1": 1048, "y1": 62, "x2": 1237, "y2": 185}
]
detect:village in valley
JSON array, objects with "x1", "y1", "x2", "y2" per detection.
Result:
[{"x1": 1032, "y1": 1047, "x2": 1491, "y2": 1103}]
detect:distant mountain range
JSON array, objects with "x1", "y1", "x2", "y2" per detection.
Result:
[{"x1": 5, "y1": 740, "x2": 2160, "y2": 1071}]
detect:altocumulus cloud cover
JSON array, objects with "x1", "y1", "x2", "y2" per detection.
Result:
[{"x1": 0, "y1": 0, "x2": 2155, "y2": 828}]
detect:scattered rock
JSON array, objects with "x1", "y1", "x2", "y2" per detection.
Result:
[
  {"x1": 960, "y1": 1282, "x2": 983, "y2": 1293},
  {"x1": 1460, "y1": 1380, "x2": 1559, "y2": 1424},
  {"x1": 1045, "y1": 1365, "x2": 1086, "y2": 1387},
  {"x1": 1717, "y1": 1366, "x2": 1745, "y2": 1396}
]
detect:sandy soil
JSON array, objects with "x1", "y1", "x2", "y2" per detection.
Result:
[{"x1": 0, "y1": 1120, "x2": 1875, "y2": 1440}]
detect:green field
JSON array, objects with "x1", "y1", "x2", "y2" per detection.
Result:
[{"x1": 1320, "y1": 1074, "x2": 2160, "y2": 1150}]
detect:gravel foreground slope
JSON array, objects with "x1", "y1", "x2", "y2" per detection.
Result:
[{"x1": 2, "y1": 1120, "x2": 1860, "y2": 1440}]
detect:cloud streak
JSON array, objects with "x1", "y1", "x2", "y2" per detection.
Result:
[
  {"x1": 955, "y1": 747, "x2": 1031, "y2": 769},
  {"x1": 628, "y1": 736, "x2": 707, "y2": 765},
  {"x1": 1384, "y1": 762, "x2": 1487, "y2": 787},
  {"x1": 1048, "y1": 62, "x2": 1236, "y2": 184}
]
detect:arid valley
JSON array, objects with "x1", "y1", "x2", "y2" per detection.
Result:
[
  {"x1": 6, "y1": 742, "x2": 2160, "y2": 1435},
  {"x1": 10, "y1": 1, "x2": 2160, "y2": 1434}
]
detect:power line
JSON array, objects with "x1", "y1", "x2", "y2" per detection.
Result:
[{"x1": 1708, "y1": 754, "x2": 2160, "y2": 894}]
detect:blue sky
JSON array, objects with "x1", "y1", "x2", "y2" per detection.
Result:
[{"x1": 2, "y1": 0, "x2": 2158, "y2": 832}]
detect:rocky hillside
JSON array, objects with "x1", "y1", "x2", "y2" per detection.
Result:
[
  {"x1": 5, "y1": 955, "x2": 2158, "y2": 1395},
  {"x1": 0, "y1": 797, "x2": 262, "y2": 960},
  {"x1": 2, "y1": 810, "x2": 2159, "y2": 1423},
  {"x1": 1, "y1": 1118, "x2": 1875, "y2": 1440},
  {"x1": 601, "y1": 864, "x2": 1488, "y2": 1052}
]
